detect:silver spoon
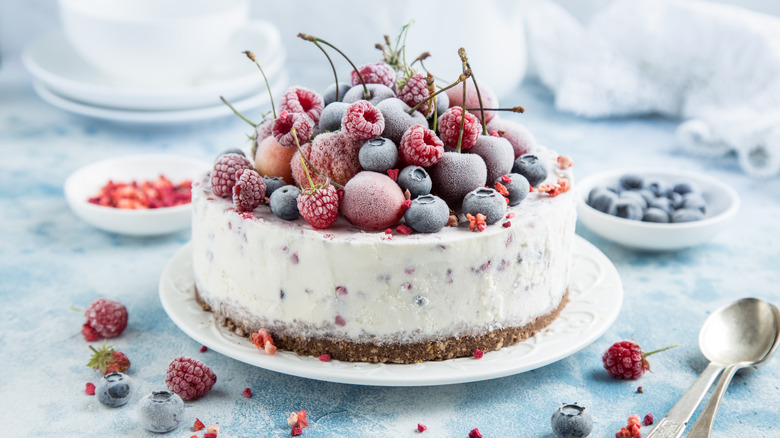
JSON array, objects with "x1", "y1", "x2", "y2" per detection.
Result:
[
  {"x1": 646, "y1": 298, "x2": 779, "y2": 438},
  {"x1": 685, "y1": 300, "x2": 780, "y2": 437}
]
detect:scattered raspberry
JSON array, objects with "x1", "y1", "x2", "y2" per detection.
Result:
[
  {"x1": 319, "y1": 354, "x2": 332, "y2": 362},
  {"x1": 399, "y1": 125, "x2": 444, "y2": 167},
  {"x1": 265, "y1": 342, "x2": 277, "y2": 355},
  {"x1": 232, "y1": 169, "x2": 265, "y2": 212},
  {"x1": 88, "y1": 176, "x2": 192, "y2": 209},
  {"x1": 398, "y1": 73, "x2": 430, "y2": 115},
  {"x1": 243, "y1": 387, "x2": 252, "y2": 398},
  {"x1": 417, "y1": 423, "x2": 428, "y2": 433},
  {"x1": 298, "y1": 184, "x2": 340, "y2": 229},
  {"x1": 402, "y1": 200, "x2": 412, "y2": 211},
  {"x1": 637, "y1": 386, "x2": 643, "y2": 393},
  {"x1": 603, "y1": 340, "x2": 677, "y2": 379},
  {"x1": 200, "y1": 346, "x2": 208, "y2": 353},
  {"x1": 87, "y1": 342, "x2": 130, "y2": 374},
  {"x1": 297, "y1": 410, "x2": 308, "y2": 428},
  {"x1": 438, "y1": 106, "x2": 480, "y2": 150},
  {"x1": 273, "y1": 110, "x2": 315, "y2": 149},
  {"x1": 469, "y1": 428, "x2": 483, "y2": 438},
  {"x1": 615, "y1": 414, "x2": 642, "y2": 438},
  {"x1": 506, "y1": 212, "x2": 515, "y2": 219},
  {"x1": 396, "y1": 224, "x2": 413, "y2": 235},
  {"x1": 473, "y1": 349, "x2": 484, "y2": 359},
  {"x1": 165, "y1": 356, "x2": 217, "y2": 400},
  {"x1": 82, "y1": 322, "x2": 99, "y2": 342},
  {"x1": 193, "y1": 419, "x2": 206, "y2": 431},
  {"x1": 204, "y1": 433, "x2": 217, "y2": 438},
  {"x1": 467, "y1": 213, "x2": 487, "y2": 232},
  {"x1": 291, "y1": 427, "x2": 303, "y2": 436},
  {"x1": 557, "y1": 155, "x2": 574, "y2": 169},
  {"x1": 502, "y1": 221, "x2": 512, "y2": 228},
  {"x1": 494, "y1": 182, "x2": 509, "y2": 197},
  {"x1": 279, "y1": 86, "x2": 324, "y2": 124},
  {"x1": 351, "y1": 62, "x2": 395, "y2": 88},
  {"x1": 85, "y1": 382, "x2": 96, "y2": 395},
  {"x1": 643, "y1": 413, "x2": 653, "y2": 426},
  {"x1": 84, "y1": 298, "x2": 128, "y2": 339},
  {"x1": 341, "y1": 100, "x2": 385, "y2": 142},
  {"x1": 384, "y1": 228, "x2": 393, "y2": 236},
  {"x1": 386, "y1": 168, "x2": 399, "y2": 181},
  {"x1": 211, "y1": 153, "x2": 254, "y2": 197},
  {"x1": 501, "y1": 175, "x2": 513, "y2": 184}
]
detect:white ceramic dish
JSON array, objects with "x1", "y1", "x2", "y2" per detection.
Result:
[
  {"x1": 65, "y1": 154, "x2": 211, "y2": 235},
  {"x1": 23, "y1": 21, "x2": 284, "y2": 111},
  {"x1": 32, "y1": 73, "x2": 287, "y2": 124},
  {"x1": 577, "y1": 168, "x2": 740, "y2": 251},
  {"x1": 159, "y1": 237, "x2": 623, "y2": 386}
]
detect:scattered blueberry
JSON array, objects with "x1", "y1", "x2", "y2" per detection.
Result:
[
  {"x1": 322, "y1": 81, "x2": 352, "y2": 106},
  {"x1": 269, "y1": 185, "x2": 301, "y2": 221},
  {"x1": 137, "y1": 391, "x2": 184, "y2": 433},
  {"x1": 397, "y1": 166, "x2": 432, "y2": 199},
  {"x1": 403, "y1": 194, "x2": 449, "y2": 233},
  {"x1": 673, "y1": 182, "x2": 696, "y2": 196},
  {"x1": 462, "y1": 188, "x2": 507, "y2": 225},
  {"x1": 551, "y1": 404, "x2": 593, "y2": 438},
  {"x1": 672, "y1": 208, "x2": 705, "y2": 223},
  {"x1": 682, "y1": 193, "x2": 707, "y2": 213},
  {"x1": 512, "y1": 154, "x2": 548, "y2": 186},
  {"x1": 618, "y1": 174, "x2": 644, "y2": 191},
  {"x1": 619, "y1": 191, "x2": 648, "y2": 209},
  {"x1": 96, "y1": 372, "x2": 132, "y2": 407},
  {"x1": 589, "y1": 190, "x2": 619, "y2": 214},
  {"x1": 497, "y1": 173, "x2": 530, "y2": 206},
  {"x1": 358, "y1": 137, "x2": 398, "y2": 172},
  {"x1": 612, "y1": 198, "x2": 644, "y2": 220},
  {"x1": 643, "y1": 207, "x2": 670, "y2": 223},
  {"x1": 263, "y1": 176, "x2": 286, "y2": 198}
]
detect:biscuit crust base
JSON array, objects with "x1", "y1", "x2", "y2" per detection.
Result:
[{"x1": 195, "y1": 287, "x2": 569, "y2": 364}]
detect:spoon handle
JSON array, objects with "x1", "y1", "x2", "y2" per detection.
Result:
[
  {"x1": 646, "y1": 362, "x2": 723, "y2": 438},
  {"x1": 685, "y1": 363, "x2": 741, "y2": 437}
]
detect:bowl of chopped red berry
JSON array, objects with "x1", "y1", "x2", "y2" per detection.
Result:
[{"x1": 65, "y1": 154, "x2": 211, "y2": 235}]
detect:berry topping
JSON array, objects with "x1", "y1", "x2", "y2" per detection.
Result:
[
  {"x1": 396, "y1": 224, "x2": 413, "y2": 235},
  {"x1": 232, "y1": 169, "x2": 265, "y2": 212},
  {"x1": 318, "y1": 101, "x2": 350, "y2": 132},
  {"x1": 399, "y1": 125, "x2": 444, "y2": 167},
  {"x1": 359, "y1": 137, "x2": 398, "y2": 172},
  {"x1": 273, "y1": 111, "x2": 315, "y2": 149},
  {"x1": 473, "y1": 349, "x2": 484, "y2": 359},
  {"x1": 403, "y1": 194, "x2": 450, "y2": 233},
  {"x1": 398, "y1": 166, "x2": 433, "y2": 199},
  {"x1": 398, "y1": 73, "x2": 431, "y2": 115},
  {"x1": 496, "y1": 173, "x2": 530, "y2": 206},
  {"x1": 165, "y1": 356, "x2": 217, "y2": 400},
  {"x1": 351, "y1": 62, "x2": 395, "y2": 88},
  {"x1": 263, "y1": 176, "x2": 287, "y2": 197},
  {"x1": 615, "y1": 414, "x2": 642, "y2": 438},
  {"x1": 462, "y1": 188, "x2": 507, "y2": 225},
  {"x1": 643, "y1": 413, "x2": 653, "y2": 426},
  {"x1": 270, "y1": 185, "x2": 302, "y2": 221},
  {"x1": 341, "y1": 171, "x2": 406, "y2": 231},
  {"x1": 438, "y1": 106, "x2": 480, "y2": 150},
  {"x1": 512, "y1": 154, "x2": 548, "y2": 187},
  {"x1": 194, "y1": 419, "x2": 206, "y2": 431},
  {"x1": 298, "y1": 184, "x2": 340, "y2": 229},
  {"x1": 279, "y1": 86, "x2": 324, "y2": 124},
  {"x1": 342, "y1": 101, "x2": 385, "y2": 142},
  {"x1": 550, "y1": 404, "x2": 593, "y2": 438},
  {"x1": 468, "y1": 135, "x2": 515, "y2": 184},
  {"x1": 87, "y1": 342, "x2": 130, "y2": 374},
  {"x1": 429, "y1": 152, "x2": 487, "y2": 210},
  {"x1": 468, "y1": 428, "x2": 483, "y2": 438},
  {"x1": 243, "y1": 387, "x2": 252, "y2": 398},
  {"x1": 85, "y1": 382, "x2": 96, "y2": 395},
  {"x1": 602, "y1": 340, "x2": 677, "y2": 380},
  {"x1": 418, "y1": 423, "x2": 428, "y2": 433},
  {"x1": 137, "y1": 391, "x2": 184, "y2": 433},
  {"x1": 84, "y1": 298, "x2": 128, "y2": 339},
  {"x1": 211, "y1": 153, "x2": 254, "y2": 197},
  {"x1": 376, "y1": 98, "x2": 428, "y2": 145},
  {"x1": 467, "y1": 213, "x2": 487, "y2": 232},
  {"x1": 96, "y1": 372, "x2": 132, "y2": 407}
]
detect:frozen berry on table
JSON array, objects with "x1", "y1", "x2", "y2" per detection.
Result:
[
  {"x1": 612, "y1": 199, "x2": 644, "y2": 221},
  {"x1": 643, "y1": 413, "x2": 654, "y2": 426},
  {"x1": 254, "y1": 136, "x2": 297, "y2": 185},
  {"x1": 273, "y1": 111, "x2": 315, "y2": 149},
  {"x1": 322, "y1": 81, "x2": 352, "y2": 106},
  {"x1": 550, "y1": 403, "x2": 593, "y2": 438},
  {"x1": 298, "y1": 184, "x2": 340, "y2": 229},
  {"x1": 137, "y1": 391, "x2": 184, "y2": 433},
  {"x1": 243, "y1": 387, "x2": 252, "y2": 398},
  {"x1": 341, "y1": 171, "x2": 406, "y2": 231},
  {"x1": 350, "y1": 62, "x2": 395, "y2": 88},
  {"x1": 512, "y1": 154, "x2": 548, "y2": 187},
  {"x1": 318, "y1": 102, "x2": 350, "y2": 132},
  {"x1": 497, "y1": 174, "x2": 530, "y2": 206},
  {"x1": 165, "y1": 356, "x2": 217, "y2": 400},
  {"x1": 270, "y1": 185, "x2": 302, "y2": 221},
  {"x1": 467, "y1": 135, "x2": 515, "y2": 184},
  {"x1": 615, "y1": 414, "x2": 642, "y2": 438},
  {"x1": 359, "y1": 137, "x2": 398, "y2": 173},
  {"x1": 399, "y1": 125, "x2": 444, "y2": 167},
  {"x1": 376, "y1": 98, "x2": 428, "y2": 145},
  {"x1": 438, "y1": 106, "x2": 480, "y2": 150},
  {"x1": 398, "y1": 73, "x2": 431, "y2": 115},
  {"x1": 462, "y1": 188, "x2": 507, "y2": 225},
  {"x1": 445, "y1": 78, "x2": 499, "y2": 123},
  {"x1": 672, "y1": 208, "x2": 705, "y2": 223},
  {"x1": 429, "y1": 152, "x2": 488, "y2": 211},
  {"x1": 291, "y1": 426, "x2": 303, "y2": 436},
  {"x1": 232, "y1": 169, "x2": 266, "y2": 212},
  {"x1": 643, "y1": 207, "x2": 670, "y2": 223},
  {"x1": 87, "y1": 342, "x2": 130, "y2": 374},
  {"x1": 263, "y1": 176, "x2": 287, "y2": 197},
  {"x1": 618, "y1": 174, "x2": 644, "y2": 191},
  {"x1": 486, "y1": 118, "x2": 537, "y2": 158},
  {"x1": 96, "y1": 372, "x2": 132, "y2": 407},
  {"x1": 84, "y1": 298, "x2": 128, "y2": 339},
  {"x1": 342, "y1": 83, "x2": 396, "y2": 106},
  {"x1": 602, "y1": 340, "x2": 678, "y2": 380},
  {"x1": 404, "y1": 194, "x2": 450, "y2": 233},
  {"x1": 398, "y1": 166, "x2": 432, "y2": 199},
  {"x1": 212, "y1": 153, "x2": 254, "y2": 197},
  {"x1": 279, "y1": 86, "x2": 324, "y2": 124}
]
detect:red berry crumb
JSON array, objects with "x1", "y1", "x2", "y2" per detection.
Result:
[
  {"x1": 200, "y1": 346, "x2": 208, "y2": 353},
  {"x1": 399, "y1": 125, "x2": 444, "y2": 167},
  {"x1": 643, "y1": 413, "x2": 654, "y2": 426},
  {"x1": 243, "y1": 387, "x2": 252, "y2": 398},
  {"x1": 88, "y1": 176, "x2": 192, "y2": 209},
  {"x1": 204, "y1": 433, "x2": 218, "y2": 438},
  {"x1": 384, "y1": 228, "x2": 393, "y2": 236},
  {"x1": 85, "y1": 382, "x2": 95, "y2": 395},
  {"x1": 615, "y1": 414, "x2": 642, "y2": 438},
  {"x1": 502, "y1": 221, "x2": 512, "y2": 228},
  {"x1": 291, "y1": 426, "x2": 303, "y2": 436},
  {"x1": 469, "y1": 428, "x2": 483, "y2": 438},
  {"x1": 297, "y1": 410, "x2": 308, "y2": 428},
  {"x1": 396, "y1": 224, "x2": 413, "y2": 235},
  {"x1": 165, "y1": 356, "x2": 217, "y2": 401},
  {"x1": 82, "y1": 322, "x2": 99, "y2": 342},
  {"x1": 386, "y1": 168, "x2": 399, "y2": 181},
  {"x1": 473, "y1": 349, "x2": 484, "y2": 359},
  {"x1": 194, "y1": 418, "x2": 206, "y2": 431},
  {"x1": 417, "y1": 423, "x2": 428, "y2": 433},
  {"x1": 319, "y1": 354, "x2": 332, "y2": 362},
  {"x1": 402, "y1": 200, "x2": 412, "y2": 211},
  {"x1": 84, "y1": 298, "x2": 128, "y2": 339}
]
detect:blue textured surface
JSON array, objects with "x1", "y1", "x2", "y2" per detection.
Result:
[{"x1": 1, "y1": 58, "x2": 779, "y2": 437}]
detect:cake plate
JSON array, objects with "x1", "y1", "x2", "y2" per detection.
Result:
[{"x1": 159, "y1": 236, "x2": 623, "y2": 386}]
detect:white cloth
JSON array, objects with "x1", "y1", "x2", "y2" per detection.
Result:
[{"x1": 524, "y1": 0, "x2": 780, "y2": 178}]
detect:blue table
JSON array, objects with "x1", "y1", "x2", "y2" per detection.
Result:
[{"x1": 1, "y1": 57, "x2": 778, "y2": 437}]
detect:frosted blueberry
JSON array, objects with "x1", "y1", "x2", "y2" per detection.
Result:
[
  {"x1": 667, "y1": 191, "x2": 685, "y2": 209},
  {"x1": 618, "y1": 174, "x2": 644, "y2": 191},
  {"x1": 589, "y1": 190, "x2": 619, "y2": 214},
  {"x1": 462, "y1": 188, "x2": 507, "y2": 225},
  {"x1": 672, "y1": 208, "x2": 705, "y2": 223},
  {"x1": 643, "y1": 207, "x2": 670, "y2": 223},
  {"x1": 137, "y1": 391, "x2": 184, "y2": 433},
  {"x1": 319, "y1": 102, "x2": 350, "y2": 132},
  {"x1": 497, "y1": 173, "x2": 530, "y2": 206},
  {"x1": 403, "y1": 194, "x2": 449, "y2": 233},
  {"x1": 270, "y1": 185, "x2": 301, "y2": 221},
  {"x1": 620, "y1": 191, "x2": 648, "y2": 209},
  {"x1": 512, "y1": 154, "x2": 548, "y2": 186},
  {"x1": 398, "y1": 166, "x2": 432, "y2": 199},
  {"x1": 645, "y1": 179, "x2": 671, "y2": 197},
  {"x1": 682, "y1": 192, "x2": 707, "y2": 213},
  {"x1": 551, "y1": 404, "x2": 592, "y2": 438},
  {"x1": 673, "y1": 182, "x2": 696, "y2": 196},
  {"x1": 648, "y1": 196, "x2": 673, "y2": 215},
  {"x1": 263, "y1": 176, "x2": 286, "y2": 197},
  {"x1": 611, "y1": 198, "x2": 644, "y2": 220},
  {"x1": 358, "y1": 137, "x2": 398, "y2": 172},
  {"x1": 96, "y1": 372, "x2": 132, "y2": 407}
]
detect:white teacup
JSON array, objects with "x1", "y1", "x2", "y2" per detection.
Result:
[{"x1": 58, "y1": 0, "x2": 249, "y2": 87}]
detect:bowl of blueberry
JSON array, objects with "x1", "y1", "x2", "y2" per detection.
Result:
[{"x1": 577, "y1": 168, "x2": 740, "y2": 251}]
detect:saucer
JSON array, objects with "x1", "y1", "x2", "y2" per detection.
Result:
[
  {"x1": 23, "y1": 21, "x2": 285, "y2": 111},
  {"x1": 33, "y1": 71, "x2": 288, "y2": 124}
]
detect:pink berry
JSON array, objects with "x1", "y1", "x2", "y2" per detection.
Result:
[
  {"x1": 351, "y1": 62, "x2": 395, "y2": 88},
  {"x1": 232, "y1": 169, "x2": 265, "y2": 212},
  {"x1": 211, "y1": 153, "x2": 254, "y2": 197},
  {"x1": 273, "y1": 111, "x2": 315, "y2": 149},
  {"x1": 341, "y1": 100, "x2": 385, "y2": 142},
  {"x1": 297, "y1": 184, "x2": 339, "y2": 229},
  {"x1": 279, "y1": 86, "x2": 324, "y2": 124},
  {"x1": 165, "y1": 356, "x2": 217, "y2": 401},
  {"x1": 468, "y1": 428, "x2": 483, "y2": 438},
  {"x1": 486, "y1": 118, "x2": 537, "y2": 158},
  {"x1": 438, "y1": 106, "x2": 480, "y2": 150},
  {"x1": 398, "y1": 73, "x2": 430, "y2": 115},
  {"x1": 84, "y1": 298, "x2": 128, "y2": 339},
  {"x1": 340, "y1": 171, "x2": 406, "y2": 231},
  {"x1": 602, "y1": 340, "x2": 676, "y2": 380},
  {"x1": 643, "y1": 413, "x2": 654, "y2": 426},
  {"x1": 417, "y1": 423, "x2": 428, "y2": 432},
  {"x1": 399, "y1": 125, "x2": 444, "y2": 167},
  {"x1": 85, "y1": 382, "x2": 96, "y2": 395},
  {"x1": 243, "y1": 387, "x2": 252, "y2": 398},
  {"x1": 473, "y1": 349, "x2": 484, "y2": 359},
  {"x1": 445, "y1": 78, "x2": 498, "y2": 123}
]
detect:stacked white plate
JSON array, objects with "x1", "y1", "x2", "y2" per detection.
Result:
[{"x1": 22, "y1": 21, "x2": 287, "y2": 124}]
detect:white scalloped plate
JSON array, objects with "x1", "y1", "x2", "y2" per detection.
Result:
[{"x1": 159, "y1": 236, "x2": 622, "y2": 386}]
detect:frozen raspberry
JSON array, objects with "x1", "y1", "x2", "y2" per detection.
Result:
[
  {"x1": 399, "y1": 125, "x2": 444, "y2": 167},
  {"x1": 297, "y1": 184, "x2": 340, "y2": 229},
  {"x1": 342, "y1": 100, "x2": 385, "y2": 142},
  {"x1": 194, "y1": 418, "x2": 206, "y2": 431},
  {"x1": 232, "y1": 169, "x2": 265, "y2": 212},
  {"x1": 351, "y1": 62, "x2": 395, "y2": 88},
  {"x1": 165, "y1": 356, "x2": 217, "y2": 401},
  {"x1": 292, "y1": 132, "x2": 363, "y2": 188},
  {"x1": 211, "y1": 153, "x2": 253, "y2": 197},
  {"x1": 291, "y1": 427, "x2": 303, "y2": 436},
  {"x1": 602, "y1": 340, "x2": 677, "y2": 380},
  {"x1": 438, "y1": 106, "x2": 480, "y2": 150},
  {"x1": 398, "y1": 73, "x2": 430, "y2": 115},
  {"x1": 340, "y1": 171, "x2": 406, "y2": 231},
  {"x1": 84, "y1": 298, "x2": 128, "y2": 339},
  {"x1": 279, "y1": 86, "x2": 324, "y2": 124},
  {"x1": 445, "y1": 78, "x2": 499, "y2": 123},
  {"x1": 273, "y1": 111, "x2": 315, "y2": 149}
]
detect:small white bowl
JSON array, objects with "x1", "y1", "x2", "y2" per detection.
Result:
[
  {"x1": 577, "y1": 168, "x2": 740, "y2": 251},
  {"x1": 64, "y1": 154, "x2": 211, "y2": 236}
]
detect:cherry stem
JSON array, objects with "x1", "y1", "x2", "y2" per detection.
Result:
[
  {"x1": 298, "y1": 33, "x2": 369, "y2": 100},
  {"x1": 311, "y1": 41, "x2": 340, "y2": 102},
  {"x1": 642, "y1": 344, "x2": 679, "y2": 357},
  {"x1": 243, "y1": 51, "x2": 276, "y2": 119},
  {"x1": 291, "y1": 127, "x2": 344, "y2": 190},
  {"x1": 220, "y1": 96, "x2": 257, "y2": 127},
  {"x1": 407, "y1": 70, "x2": 471, "y2": 114},
  {"x1": 459, "y1": 48, "x2": 487, "y2": 135},
  {"x1": 465, "y1": 106, "x2": 526, "y2": 113},
  {"x1": 456, "y1": 60, "x2": 468, "y2": 154}
]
